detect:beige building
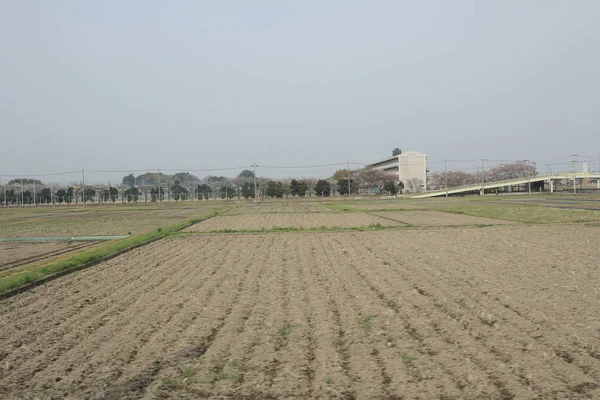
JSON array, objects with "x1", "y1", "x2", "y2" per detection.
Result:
[{"x1": 366, "y1": 148, "x2": 429, "y2": 192}]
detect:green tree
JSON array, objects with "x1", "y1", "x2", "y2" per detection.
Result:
[
  {"x1": 197, "y1": 184, "x2": 211, "y2": 200},
  {"x1": 290, "y1": 179, "x2": 300, "y2": 196},
  {"x1": 8, "y1": 178, "x2": 42, "y2": 185},
  {"x1": 122, "y1": 174, "x2": 135, "y2": 187},
  {"x1": 171, "y1": 180, "x2": 189, "y2": 201},
  {"x1": 384, "y1": 181, "x2": 398, "y2": 195},
  {"x1": 124, "y1": 187, "x2": 141, "y2": 202},
  {"x1": 297, "y1": 180, "x2": 308, "y2": 197},
  {"x1": 39, "y1": 188, "x2": 51, "y2": 204},
  {"x1": 237, "y1": 170, "x2": 254, "y2": 179},
  {"x1": 56, "y1": 189, "x2": 66, "y2": 204},
  {"x1": 66, "y1": 187, "x2": 74, "y2": 204},
  {"x1": 241, "y1": 182, "x2": 255, "y2": 199},
  {"x1": 220, "y1": 186, "x2": 234, "y2": 199},
  {"x1": 331, "y1": 169, "x2": 349, "y2": 181},
  {"x1": 266, "y1": 181, "x2": 284, "y2": 198},
  {"x1": 337, "y1": 178, "x2": 357, "y2": 196},
  {"x1": 150, "y1": 187, "x2": 164, "y2": 202},
  {"x1": 314, "y1": 179, "x2": 331, "y2": 197},
  {"x1": 83, "y1": 188, "x2": 96, "y2": 203}
]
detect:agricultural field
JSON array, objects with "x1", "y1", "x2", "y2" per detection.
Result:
[
  {"x1": 371, "y1": 210, "x2": 514, "y2": 226},
  {"x1": 230, "y1": 202, "x2": 332, "y2": 214},
  {"x1": 0, "y1": 204, "x2": 223, "y2": 238},
  {"x1": 183, "y1": 213, "x2": 402, "y2": 232},
  {"x1": 0, "y1": 241, "x2": 100, "y2": 272},
  {"x1": 1, "y1": 198, "x2": 599, "y2": 399}
]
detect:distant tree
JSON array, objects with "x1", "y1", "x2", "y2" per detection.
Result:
[
  {"x1": 122, "y1": 174, "x2": 135, "y2": 187},
  {"x1": 297, "y1": 180, "x2": 308, "y2": 197},
  {"x1": 398, "y1": 181, "x2": 405, "y2": 194},
  {"x1": 337, "y1": 178, "x2": 358, "y2": 196},
  {"x1": 206, "y1": 175, "x2": 227, "y2": 183},
  {"x1": 314, "y1": 179, "x2": 331, "y2": 197},
  {"x1": 150, "y1": 187, "x2": 165, "y2": 202},
  {"x1": 109, "y1": 187, "x2": 118, "y2": 202},
  {"x1": 55, "y1": 189, "x2": 66, "y2": 204},
  {"x1": 197, "y1": 184, "x2": 212, "y2": 200},
  {"x1": 357, "y1": 169, "x2": 397, "y2": 194},
  {"x1": 8, "y1": 178, "x2": 42, "y2": 185},
  {"x1": 290, "y1": 179, "x2": 300, "y2": 196},
  {"x1": 331, "y1": 169, "x2": 349, "y2": 181},
  {"x1": 384, "y1": 181, "x2": 398, "y2": 195},
  {"x1": 83, "y1": 188, "x2": 96, "y2": 203},
  {"x1": 406, "y1": 178, "x2": 423, "y2": 193},
  {"x1": 39, "y1": 188, "x2": 52, "y2": 204},
  {"x1": 170, "y1": 180, "x2": 189, "y2": 201},
  {"x1": 266, "y1": 180, "x2": 284, "y2": 198},
  {"x1": 66, "y1": 187, "x2": 74, "y2": 204},
  {"x1": 241, "y1": 182, "x2": 255, "y2": 199},
  {"x1": 237, "y1": 170, "x2": 254, "y2": 180},
  {"x1": 122, "y1": 187, "x2": 139, "y2": 202},
  {"x1": 220, "y1": 186, "x2": 235, "y2": 199}
]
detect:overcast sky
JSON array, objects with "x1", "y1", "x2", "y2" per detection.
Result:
[{"x1": 1, "y1": 1, "x2": 599, "y2": 182}]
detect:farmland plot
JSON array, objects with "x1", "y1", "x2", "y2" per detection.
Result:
[
  {"x1": 1, "y1": 225, "x2": 599, "y2": 399},
  {"x1": 0, "y1": 241, "x2": 98, "y2": 272},
  {"x1": 183, "y1": 213, "x2": 402, "y2": 232},
  {"x1": 372, "y1": 210, "x2": 514, "y2": 226},
  {"x1": 0, "y1": 207, "x2": 221, "y2": 238},
  {"x1": 230, "y1": 201, "x2": 332, "y2": 214}
]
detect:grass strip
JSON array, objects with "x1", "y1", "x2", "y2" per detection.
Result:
[
  {"x1": 0, "y1": 206, "x2": 234, "y2": 296},
  {"x1": 440, "y1": 205, "x2": 600, "y2": 224}
]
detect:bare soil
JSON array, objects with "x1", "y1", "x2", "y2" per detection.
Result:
[
  {"x1": 0, "y1": 241, "x2": 97, "y2": 272},
  {"x1": 1, "y1": 224, "x2": 599, "y2": 399},
  {"x1": 183, "y1": 213, "x2": 402, "y2": 231},
  {"x1": 372, "y1": 210, "x2": 515, "y2": 226},
  {"x1": 230, "y1": 202, "x2": 332, "y2": 214}
]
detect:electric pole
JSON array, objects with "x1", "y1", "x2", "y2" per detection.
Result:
[
  {"x1": 21, "y1": 179, "x2": 24, "y2": 207},
  {"x1": 253, "y1": 164, "x2": 257, "y2": 203},
  {"x1": 570, "y1": 154, "x2": 578, "y2": 194},
  {"x1": 82, "y1": 170, "x2": 85, "y2": 207},
  {"x1": 347, "y1": 161, "x2": 351, "y2": 199},
  {"x1": 481, "y1": 159, "x2": 485, "y2": 197},
  {"x1": 157, "y1": 169, "x2": 161, "y2": 206},
  {"x1": 445, "y1": 160, "x2": 448, "y2": 198}
]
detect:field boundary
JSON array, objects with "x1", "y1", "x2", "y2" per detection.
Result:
[{"x1": 0, "y1": 206, "x2": 235, "y2": 300}]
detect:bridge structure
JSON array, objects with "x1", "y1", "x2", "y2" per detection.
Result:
[{"x1": 410, "y1": 173, "x2": 600, "y2": 199}]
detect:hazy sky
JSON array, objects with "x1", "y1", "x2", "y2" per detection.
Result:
[{"x1": 1, "y1": 1, "x2": 599, "y2": 182}]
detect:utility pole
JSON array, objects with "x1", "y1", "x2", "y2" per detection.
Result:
[
  {"x1": 82, "y1": 170, "x2": 85, "y2": 207},
  {"x1": 21, "y1": 179, "x2": 24, "y2": 207},
  {"x1": 51, "y1": 181, "x2": 54, "y2": 206},
  {"x1": 445, "y1": 160, "x2": 448, "y2": 198},
  {"x1": 157, "y1": 169, "x2": 161, "y2": 207},
  {"x1": 570, "y1": 154, "x2": 578, "y2": 194},
  {"x1": 253, "y1": 164, "x2": 257, "y2": 203},
  {"x1": 481, "y1": 159, "x2": 485, "y2": 197},
  {"x1": 347, "y1": 161, "x2": 351, "y2": 199},
  {"x1": 528, "y1": 162, "x2": 531, "y2": 195},
  {"x1": 33, "y1": 182, "x2": 36, "y2": 206}
]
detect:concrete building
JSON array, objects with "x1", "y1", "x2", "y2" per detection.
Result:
[{"x1": 366, "y1": 148, "x2": 429, "y2": 192}]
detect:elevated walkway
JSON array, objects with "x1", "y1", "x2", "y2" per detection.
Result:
[{"x1": 411, "y1": 173, "x2": 600, "y2": 199}]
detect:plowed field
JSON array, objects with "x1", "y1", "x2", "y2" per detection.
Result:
[
  {"x1": 372, "y1": 210, "x2": 514, "y2": 226},
  {"x1": 1, "y1": 224, "x2": 599, "y2": 399},
  {"x1": 183, "y1": 213, "x2": 402, "y2": 232}
]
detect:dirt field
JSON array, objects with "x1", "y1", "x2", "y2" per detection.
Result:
[
  {"x1": 230, "y1": 202, "x2": 332, "y2": 214},
  {"x1": 183, "y1": 212, "x2": 402, "y2": 232},
  {"x1": 1, "y1": 223, "x2": 599, "y2": 399},
  {"x1": 372, "y1": 210, "x2": 514, "y2": 226},
  {"x1": 0, "y1": 205, "x2": 222, "y2": 238},
  {"x1": 0, "y1": 241, "x2": 97, "y2": 272}
]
